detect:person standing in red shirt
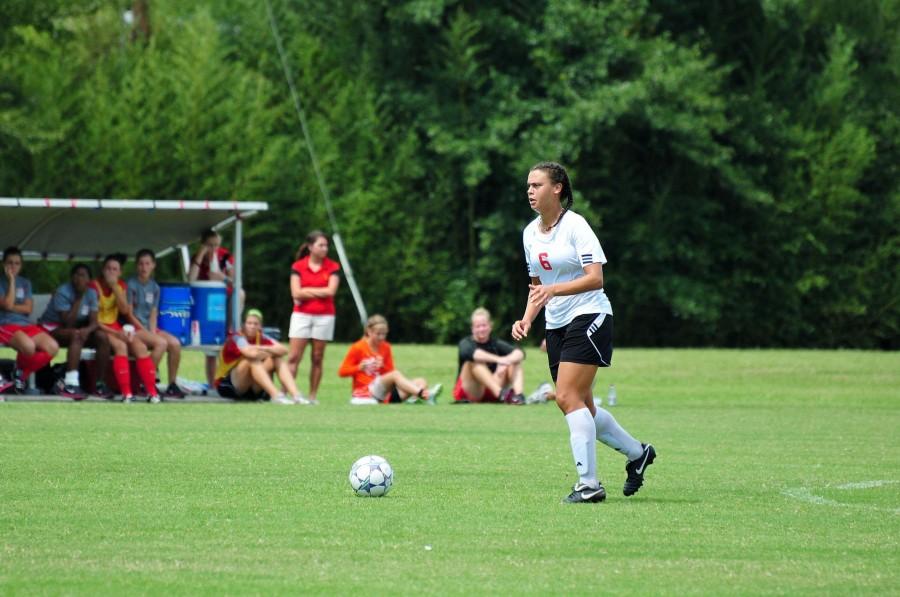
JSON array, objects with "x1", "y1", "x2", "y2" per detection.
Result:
[
  {"x1": 286, "y1": 231, "x2": 340, "y2": 405},
  {"x1": 189, "y1": 228, "x2": 242, "y2": 386}
]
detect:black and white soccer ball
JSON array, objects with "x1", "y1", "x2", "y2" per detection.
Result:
[{"x1": 348, "y1": 455, "x2": 394, "y2": 497}]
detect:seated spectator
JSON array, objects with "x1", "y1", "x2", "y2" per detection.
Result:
[
  {"x1": 213, "y1": 308, "x2": 307, "y2": 404},
  {"x1": 127, "y1": 249, "x2": 185, "y2": 398},
  {"x1": 0, "y1": 247, "x2": 60, "y2": 396},
  {"x1": 89, "y1": 254, "x2": 162, "y2": 403},
  {"x1": 189, "y1": 228, "x2": 243, "y2": 386},
  {"x1": 453, "y1": 307, "x2": 529, "y2": 405},
  {"x1": 338, "y1": 314, "x2": 441, "y2": 406},
  {"x1": 38, "y1": 263, "x2": 111, "y2": 399}
]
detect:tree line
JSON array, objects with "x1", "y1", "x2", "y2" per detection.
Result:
[{"x1": 1, "y1": 0, "x2": 897, "y2": 348}]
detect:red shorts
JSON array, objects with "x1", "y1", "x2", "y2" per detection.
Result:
[
  {"x1": 0, "y1": 324, "x2": 46, "y2": 344},
  {"x1": 101, "y1": 322, "x2": 123, "y2": 332},
  {"x1": 452, "y1": 376, "x2": 499, "y2": 402}
]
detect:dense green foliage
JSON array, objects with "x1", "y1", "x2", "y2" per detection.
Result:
[
  {"x1": 1, "y1": 0, "x2": 897, "y2": 347},
  {"x1": 1, "y1": 347, "x2": 899, "y2": 593}
]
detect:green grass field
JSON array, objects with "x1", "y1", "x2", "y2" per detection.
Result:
[{"x1": 1, "y1": 345, "x2": 898, "y2": 594}]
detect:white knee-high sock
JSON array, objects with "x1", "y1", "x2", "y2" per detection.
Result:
[
  {"x1": 594, "y1": 407, "x2": 643, "y2": 460},
  {"x1": 565, "y1": 408, "x2": 598, "y2": 488}
]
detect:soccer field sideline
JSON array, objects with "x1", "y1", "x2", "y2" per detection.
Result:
[{"x1": 1, "y1": 347, "x2": 898, "y2": 594}]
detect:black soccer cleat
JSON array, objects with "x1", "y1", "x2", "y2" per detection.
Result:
[
  {"x1": 624, "y1": 443, "x2": 656, "y2": 496},
  {"x1": 563, "y1": 483, "x2": 607, "y2": 504}
]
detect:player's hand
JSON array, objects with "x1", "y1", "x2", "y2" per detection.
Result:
[
  {"x1": 4, "y1": 263, "x2": 14, "y2": 280},
  {"x1": 511, "y1": 319, "x2": 530, "y2": 341},
  {"x1": 528, "y1": 284, "x2": 554, "y2": 308}
]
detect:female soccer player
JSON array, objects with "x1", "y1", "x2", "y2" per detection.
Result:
[
  {"x1": 213, "y1": 309, "x2": 304, "y2": 404},
  {"x1": 0, "y1": 247, "x2": 59, "y2": 396},
  {"x1": 338, "y1": 314, "x2": 441, "y2": 406},
  {"x1": 90, "y1": 254, "x2": 162, "y2": 403},
  {"x1": 286, "y1": 230, "x2": 340, "y2": 405},
  {"x1": 511, "y1": 162, "x2": 656, "y2": 503}
]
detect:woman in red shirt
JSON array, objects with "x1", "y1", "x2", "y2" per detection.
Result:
[
  {"x1": 338, "y1": 314, "x2": 441, "y2": 406},
  {"x1": 287, "y1": 231, "x2": 340, "y2": 405}
]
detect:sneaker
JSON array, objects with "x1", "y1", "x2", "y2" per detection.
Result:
[
  {"x1": 13, "y1": 370, "x2": 26, "y2": 394},
  {"x1": 500, "y1": 388, "x2": 524, "y2": 405},
  {"x1": 147, "y1": 395, "x2": 162, "y2": 404},
  {"x1": 563, "y1": 483, "x2": 607, "y2": 504},
  {"x1": 624, "y1": 443, "x2": 656, "y2": 496},
  {"x1": 93, "y1": 382, "x2": 115, "y2": 400},
  {"x1": 164, "y1": 382, "x2": 186, "y2": 399},
  {"x1": 526, "y1": 382, "x2": 553, "y2": 404},
  {"x1": 307, "y1": 397, "x2": 319, "y2": 406},
  {"x1": 54, "y1": 380, "x2": 87, "y2": 401},
  {"x1": 272, "y1": 395, "x2": 294, "y2": 405},
  {"x1": 293, "y1": 395, "x2": 312, "y2": 405},
  {"x1": 122, "y1": 395, "x2": 134, "y2": 404},
  {"x1": 350, "y1": 396, "x2": 379, "y2": 406},
  {"x1": 425, "y1": 383, "x2": 442, "y2": 405},
  {"x1": 0, "y1": 376, "x2": 13, "y2": 394}
]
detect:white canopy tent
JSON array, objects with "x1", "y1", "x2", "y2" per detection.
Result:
[{"x1": 0, "y1": 197, "x2": 268, "y2": 326}]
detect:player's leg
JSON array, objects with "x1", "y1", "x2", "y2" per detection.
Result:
[
  {"x1": 556, "y1": 361, "x2": 605, "y2": 503},
  {"x1": 107, "y1": 333, "x2": 133, "y2": 399},
  {"x1": 157, "y1": 330, "x2": 184, "y2": 397},
  {"x1": 127, "y1": 334, "x2": 159, "y2": 399},
  {"x1": 248, "y1": 358, "x2": 288, "y2": 402},
  {"x1": 286, "y1": 312, "x2": 310, "y2": 377},
  {"x1": 50, "y1": 328, "x2": 86, "y2": 397},
  {"x1": 90, "y1": 330, "x2": 113, "y2": 397},
  {"x1": 378, "y1": 370, "x2": 426, "y2": 399},
  {"x1": 308, "y1": 339, "x2": 327, "y2": 401},
  {"x1": 272, "y1": 356, "x2": 304, "y2": 401},
  {"x1": 136, "y1": 328, "x2": 165, "y2": 365},
  {"x1": 460, "y1": 361, "x2": 500, "y2": 401},
  {"x1": 496, "y1": 362, "x2": 525, "y2": 402}
]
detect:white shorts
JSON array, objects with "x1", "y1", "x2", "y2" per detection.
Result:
[{"x1": 289, "y1": 313, "x2": 335, "y2": 341}]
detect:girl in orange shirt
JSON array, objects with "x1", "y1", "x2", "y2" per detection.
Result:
[{"x1": 338, "y1": 314, "x2": 441, "y2": 406}]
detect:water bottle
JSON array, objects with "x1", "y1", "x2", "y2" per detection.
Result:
[
  {"x1": 191, "y1": 320, "x2": 201, "y2": 346},
  {"x1": 607, "y1": 384, "x2": 617, "y2": 406}
]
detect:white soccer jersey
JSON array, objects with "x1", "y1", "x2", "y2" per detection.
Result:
[{"x1": 523, "y1": 211, "x2": 613, "y2": 329}]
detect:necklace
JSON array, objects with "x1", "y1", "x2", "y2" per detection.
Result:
[{"x1": 540, "y1": 209, "x2": 565, "y2": 233}]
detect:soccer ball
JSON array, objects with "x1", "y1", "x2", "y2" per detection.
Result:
[{"x1": 349, "y1": 455, "x2": 394, "y2": 497}]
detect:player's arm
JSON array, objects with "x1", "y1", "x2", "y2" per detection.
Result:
[
  {"x1": 259, "y1": 341, "x2": 288, "y2": 358},
  {"x1": 471, "y1": 347, "x2": 524, "y2": 366},
  {"x1": 528, "y1": 263, "x2": 603, "y2": 309},
  {"x1": 84, "y1": 308, "x2": 99, "y2": 335},
  {"x1": 1, "y1": 281, "x2": 32, "y2": 314},
  {"x1": 338, "y1": 347, "x2": 361, "y2": 377},
  {"x1": 319, "y1": 273, "x2": 340, "y2": 298},
  {"x1": 61, "y1": 294, "x2": 83, "y2": 328},
  {"x1": 112, "y1": 282, "x2": 132, "y2": 316},
  {"x1": 237, "y1": 343, "x2": 265, "y2": 360},
  {"x1": 15, "y1": 296, "x2": 33, "y2": 315},
  {"x1": 148, "y1": 307, "x2": 159, "y2": 333},
  {"x1": 512, "y1": 276, "x2": 543, "y2": 340},
  {"x1": 290, "y1": 272, "x2": 303, "y2": 304}
]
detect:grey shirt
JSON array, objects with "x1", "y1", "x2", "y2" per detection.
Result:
[
  {"x1": 0, "y1": 275, "x2": 33, "y2": 325},
  {"x1": 126, "y1": 276, "x2": 161, "y2": 329},
  {"x1": 39, "y1": 283, "x2": 99, "y2": 327}
]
